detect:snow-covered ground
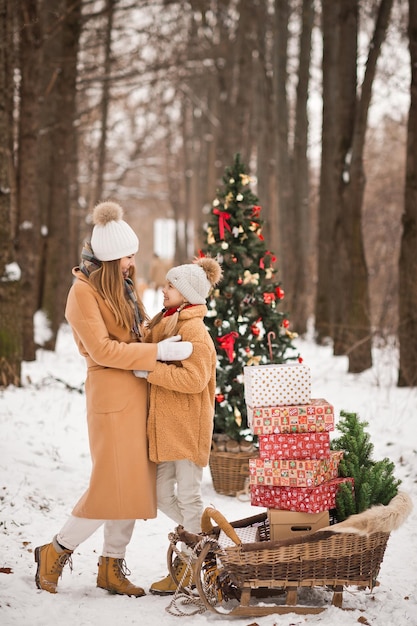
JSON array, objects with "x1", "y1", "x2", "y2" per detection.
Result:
[{"x1": 1, "y1": 289, "x2": 416, "y2": 625}]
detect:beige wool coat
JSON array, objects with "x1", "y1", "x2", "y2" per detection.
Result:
[
  {"x1": 146, "y1": 305, "x2": 216, "y2": 467},
  {"x1": 65, "y1": 268, "x2": 158, "y2": 520}
]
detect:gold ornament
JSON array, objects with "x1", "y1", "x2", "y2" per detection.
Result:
[
  {"x1": 207, "y1": 226, "x2": 215, "y2": 244},
  {"x1": 265, "y1": 267, "x2": 273, "y2": 279},
  {"x1": 240, "y1": 173, "x2": 251, "y2": 186},
  {"x1": 247, "y1": 355, "x2": 262, "y2": 366},
  {"x1": 224, "y1": 192, "x2": 233, "y2": 208},
  {"x1": 243, "y1": 270, "x2": 259, "y2": 285},
  {"x1": 234, "y1": 405, "x2": 242, "y2": 427}
]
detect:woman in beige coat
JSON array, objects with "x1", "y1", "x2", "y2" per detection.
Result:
[{"x1": 34, "y1": 202, "x2": 192, "y2": 597}]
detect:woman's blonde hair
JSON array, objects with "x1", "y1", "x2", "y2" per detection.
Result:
[{"x1": 89, "y1": 260, "x2": 148, "y2": 332}]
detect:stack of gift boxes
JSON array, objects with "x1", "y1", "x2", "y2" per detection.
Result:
[{"x1": 243, "y1": 363, "x2": 353, "y2": 541}]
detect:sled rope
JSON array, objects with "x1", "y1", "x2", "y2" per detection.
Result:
[{"x1": 165, "y1": 533, "x2": 219, "y2": 617}]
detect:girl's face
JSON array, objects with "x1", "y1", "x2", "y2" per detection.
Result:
[
  {"x1": 162, "y1": 282, "x2": 185, "y2": 309},
  {"x1": 119, "y1": 255, "x2": 136, "y2": 279}
]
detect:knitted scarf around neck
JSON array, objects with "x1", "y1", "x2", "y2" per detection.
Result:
[{"x1": 79, "y1": 242, "x2": 142, "y2": 339}]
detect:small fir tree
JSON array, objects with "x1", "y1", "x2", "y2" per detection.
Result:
[
  {"x1": 201, "y1": 154, "x2": 299, "y2": 442},
  {"x1": 331, "y1": 411, "x2": 401, "y2": 521}
]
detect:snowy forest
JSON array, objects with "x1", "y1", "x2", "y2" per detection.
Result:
[{"x1": 0, "y1": 0, "x2": 417, "y2": 390}]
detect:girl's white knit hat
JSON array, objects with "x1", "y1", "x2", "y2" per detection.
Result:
[
  {"x1": 166, "y1": 257, "x2": 222, "y2": 304},
  {"x1": 90, "y1": 201, "x2": 139, "y2": 261}
]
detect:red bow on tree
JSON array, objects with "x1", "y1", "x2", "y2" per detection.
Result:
[
  {"x1": 259, "y1": 250, "x2": 277, "y2": 269},
  {"x1": 213, "y1": 208, "x2": 232, "y2": 239},
  {"x1": 217, "y1": 331, "x2": 239, "y2": 363}
]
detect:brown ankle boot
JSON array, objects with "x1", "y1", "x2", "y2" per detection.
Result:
[
  {"x1": 97, "y1": 556, "x2": 145, "y2": 597},
  {"x1": 149, "y1": 555, "x2": 193, "y2": 595},
  {"x1": 34, "y1": 536, "x2": 73, "y2": 593}
]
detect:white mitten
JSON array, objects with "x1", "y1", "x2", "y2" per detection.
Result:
[
  {"x1": 133, "y1": 370, "x2": 148, "y2": 378},
  {"x1": 157, "y1": 335, "x2": 193, "y2": 361}
]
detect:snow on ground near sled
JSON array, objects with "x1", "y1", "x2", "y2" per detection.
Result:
[{"x1": 1, "y1": 291, "x2": 417, "y2": 626}]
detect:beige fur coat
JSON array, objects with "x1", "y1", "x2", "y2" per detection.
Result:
[{"x1": 146, "y1": 305, "x2": 216, "y2": 467}]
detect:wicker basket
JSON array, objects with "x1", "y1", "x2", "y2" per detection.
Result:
[{"x1": 209, "y1": 449, "x2": 257, "y2": 496}]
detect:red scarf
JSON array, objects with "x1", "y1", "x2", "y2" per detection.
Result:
[{"x1": 163, "y1": 304, "x2": 195, "y2": 317}]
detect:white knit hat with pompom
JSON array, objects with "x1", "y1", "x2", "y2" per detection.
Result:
[
  {"x1": 166, "y1": 257, "x2": 222, "y2": 304},
  {"x1": 90, "y1": 201, "x2": 139, "y2": 261}
]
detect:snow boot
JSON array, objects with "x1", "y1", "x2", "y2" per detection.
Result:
[
  {"x1": 97, "y1": 556, "x2": 145, "y2": 597},
  {"x1": 34, "y1": 536, "x2": 73, "y2": 594},
  {"x1": 149, "y1": 555, "x2": 193, "y2": 596}
]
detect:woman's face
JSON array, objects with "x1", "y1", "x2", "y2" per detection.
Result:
[
  {"x1": 119, "y1": 255, "x2": 136, "y2": 279},
  {"x1": 162, "y1": 282, "x2": 184, "y2": 309}
]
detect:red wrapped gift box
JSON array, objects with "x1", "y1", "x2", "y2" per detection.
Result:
[
  {"x1": 258, "y1": 432, "x2": 331, "y2": 460},
  {"x1": 249, "y1": 450, "x2": 343, "y2": 488},
  {"x1": 248, "y1": 398, "x2": 334, "y2": 435},
  {"x1": 250, "y1": 477, "x2": 354, "y2": 513}
]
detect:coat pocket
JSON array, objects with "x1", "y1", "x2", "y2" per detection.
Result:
[{"x1": 86, "y1": 368, "x2": 138, "y2": 414}]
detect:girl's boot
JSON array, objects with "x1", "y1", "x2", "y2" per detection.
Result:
[
  {"x1": 34, "y1": 536, "x2": 73, "y2": 593},
  {"x1": 97, "y1": 556, "x2": 145, "y2": 597},
  {"x1": 149, "y1": 554, "x2": 193, "y2": 595}
]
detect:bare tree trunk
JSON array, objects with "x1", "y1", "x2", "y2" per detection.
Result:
[
  {"x1": 93, "y1": 0, "x2": 115, "y2": 206},
  {"x1": 344, "y1": 0, "x2": 393, "y2": 373},
  {"x1": 254, "y1": 0, "x2": 276, "y2": 255},
  {"x1": 290, "y1": 0, "x2": 314, "y2": 334},
  {"x1": 273, "y1": 0, "x2": 292, "y2": 290},
  {"x1": 16, "y1": 0, "x2": 42, "y2": 361},
  {"x1": 398, "y1": 0, "x2": 417, "y2": 387},
  {"x1": 0, "y1": 0, "x2": 22, "y2": 386},
  {"x1": 232, "y1": 0, "x2": 255, "y2": 164},
  {"x1": 315, "y1": 0, "x2": 340, "y2": 343},
  {"x1": 40, "y1": 0, "x2": 81, "y2": 350},
  {"x1": 333, "y1": 0, "x2": 392, "y2": 373},
  {"x1": 332, "y1": 0, "x2": 359, "y2": 357}
]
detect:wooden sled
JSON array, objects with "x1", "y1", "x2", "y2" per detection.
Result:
[{"x1": 167, "y1": 493, "x2": 412, "y2": 617}]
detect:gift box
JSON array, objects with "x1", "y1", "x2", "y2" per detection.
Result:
[
  {"x1": 258, "y1": 432, "x2": 331, "y2": 460},
  {"x1": 243, "y1": 363, "x2": 311, "y2": 407},
  {"x1": 250, "y1": 477, "x2": 354, "y2": 513},
  {"x1": 249, "y1": 450, "x2": 343, "y2": 488},
  {"x1": 267, "y1": 509, "x2": 330, "y2": 541},
  {"x1": 248, "y1": 398, "x2": 335, "y2": 435}
]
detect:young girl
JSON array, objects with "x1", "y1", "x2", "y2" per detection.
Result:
[
  {"x1": 34, "y1": 201, "x2": 192, "y2": 597},
  {"x1": 137, "y1": 256, "x2": 222, "y2": 595}
]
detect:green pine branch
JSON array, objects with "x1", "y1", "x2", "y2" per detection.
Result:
[{"x1": 331, "y1": 411, "x2": 401, "y2": 520}]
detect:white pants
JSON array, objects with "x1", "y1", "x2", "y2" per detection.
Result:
[
  {"x1": 57, "y1": 516, "x2": 135, "y2": 559},
  {"x1": 156, "y1": 459, "x2": 203, "y2": 535}
]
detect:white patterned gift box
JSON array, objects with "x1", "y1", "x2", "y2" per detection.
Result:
[{"x1": 243, "y1": 363, "x2": 311, "y2": 407}]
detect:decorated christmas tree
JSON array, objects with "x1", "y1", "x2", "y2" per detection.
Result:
[{"x1": 201, "y1": 154, "x2": 300, "y2": 442}]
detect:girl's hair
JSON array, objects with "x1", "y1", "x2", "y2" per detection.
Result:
[
  {"x1": 89, "y1": 260, "x2": 148, "y2": 331},
  {"x1": 148, "y1": 309, "x2": 179, "y2": 338}
]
